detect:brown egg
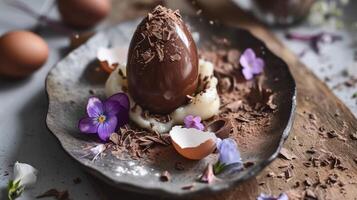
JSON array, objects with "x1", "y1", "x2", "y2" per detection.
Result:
[
  {"x1": 0, "y1": 31, "x2": 49, "y2": 78},
  {"x1": 57, "y1": 0, "x2": 111, "y2": 29},
  {"x1": 127, "y1": 6, "x2": 199, "y2": 114}
]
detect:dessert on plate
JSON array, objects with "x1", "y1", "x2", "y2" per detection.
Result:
[{"x1": 78, "y1": 5, "x2": 277, "y2": 184}]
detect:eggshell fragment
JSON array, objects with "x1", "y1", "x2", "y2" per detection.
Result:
[
  {"x1": 97, "y1": 47, "x2": 127, "y2": 73},
  {"x1": 170, "y1": 126, "x2": 217, "y2": 160}
]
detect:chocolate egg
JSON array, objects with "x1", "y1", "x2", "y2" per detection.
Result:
[
  {"x1": 127, "y1": 6, "x2": 199, "y2": 114},
  {"x1": 0, "y1": 31, "x2": 48, "y2": 78},
  {"x1": 57, "y1": 0, "x2": 111, "y2": 29}
]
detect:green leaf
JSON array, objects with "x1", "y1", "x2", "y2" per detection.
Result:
[
  {"x1": 213, "y1": 162, "x2": 226, "y2": 174},
  {"x1": 7, "y1": 180, "x2": 23, "y2": 200},
  {"x1": 352, "y1": 92, "x2": 357, "y2": 98}
]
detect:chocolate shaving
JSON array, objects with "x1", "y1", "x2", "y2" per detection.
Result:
[
  {"x1": 350, "y1": 132, "x2": 357, "y2": 140},
  {"x1": 181, "y1": 183, "x2": 195, "y2": 190},
  {"x1": 134, "y1": 5, "x2": 183, "y2": 65},
  {"x1": 36, "y1": 189, "x2": 69, "y2": 200},
  {"x1": 279, "y1": 147, "x2": 297, "y2": 160},
  {"x1": 170, "y1": 54, "x2": 181, "y2": 61}
]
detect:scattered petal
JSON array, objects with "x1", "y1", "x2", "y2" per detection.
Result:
[
  {"x1": 257, "y1": 192, "x2": 289, "y2": 200},
  {"x1": 184, "y1": 115, "x2": 204, "y2": 130},
  {"x1": 198, "y1": 164, "x2": 220, "y2": 184},
  {"x1": 240, "y1": 48, "x2": 265, "y2": 80},
  {"x1": 90, "y1": 144, "x2": 106, "y2": 161},
  {"x1": 217, "y1": 138, "x2": 242, "y2": 166},
  {"x1": 13, "y1": 162, "x2": 38, "y2": 187},
  {"x1": 8, "y1": 162, "x2": 38, "y2": 200},
  {"x1": 242, "y1": 67, "x2": 254, "y2": 80}
]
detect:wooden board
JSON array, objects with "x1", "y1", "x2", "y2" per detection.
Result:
[{"x1": 91, "y1": 0, "x2": 357, "y2": 199}]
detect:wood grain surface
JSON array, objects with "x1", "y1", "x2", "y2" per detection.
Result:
[{"x1": 92, "y1": 0, "x2": 357, "y2": 199}]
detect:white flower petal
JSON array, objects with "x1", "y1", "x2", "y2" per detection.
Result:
[{"x1": 13, "y1": 162, "x2": 38, "y2": 187}]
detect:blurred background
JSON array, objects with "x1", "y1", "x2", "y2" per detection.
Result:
[{"x1": 0, "y1": 0, "x2": 356, "y2": 199}]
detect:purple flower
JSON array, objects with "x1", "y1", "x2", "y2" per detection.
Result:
[
  {"x1": 184, "y1": 115, "x2": 204, "y2": 131},
  {"x1": 285, "y1": 32, "x2": 342, "y2": 54},
  {"x1": 216, "y1": 138, "x2": 242, "y2": 166},
  {"x1": 257, "y1": 193, "x2": 288, "y2": 200},
  {"x1": 78, "y1": 93, "x2": 129, "y2": 141},
  {"x1": 240, "y1": 48, "x2": 265, "y2": 80}
]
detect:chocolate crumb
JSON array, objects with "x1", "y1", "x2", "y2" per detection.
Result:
[
  {"x1": 327, "y1": 130, "x2": 337, "y2": 138},
  {"x1": 159, "y1": 171, "x2": 171, "y2": 182},
  {"x1": 73, "y1": 177, "x2": 81, "y2": 184},
  {"x1": 267, "y1": 172, "x2": 276, "y2": 177},
  {"x1": 304, "y1": 178, "x2": 313, "y2": 187},
  {"x1": 350, "y1": 132, "x2": 357, "y2": 140},
  {"x1": 306, "y1": 148, "x2": 316, "y2": 154},
  {"x1": 175, "y1": 162, "x2": 185, "y2": 171},
  {"x1": 243, "y1": 161, "x2": 254, "y2": 168}
]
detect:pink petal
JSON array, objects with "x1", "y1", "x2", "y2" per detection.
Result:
[
  {"x1": 87, "y1": 97, "x2": 104, "y2": 118},
  {"x1": 97, "y1": 116, "x2": 117, "y2": 141},
  {"x1": 79, "y1": 117, "x2": 98, "y2": 134}
]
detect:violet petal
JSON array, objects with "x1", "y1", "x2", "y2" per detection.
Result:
[
  {"x1": 79, "y1": 117, "x2": 99, "y2": 134},
  {"x1": 184, "y1": 115, "x2": 194, "y2": 125},
  {"x1": 107, "y1": 93, "x2": 130, "y2": 110},
  {"x1": 104, "y1": 99, "x2": 121, "y2": 117},
  {"x1": 242, "y1": 67, "x2": 253, "y2": 80},
  {"x1": 97, "y1": 115, "x2": 118, "y2": 141},
  {"x1": 217, "y1": 138, "x2": 242, "y2": 166},
  {"x1": 117, "y1": 107, "x2": 129, "y2": 127},
  {"x1": 241, "y1": 48, "x2": 256, "y2": 66},
  {"x1": 257, "y1": 192, "x2": 288, "y2": 200},
  {"x1": 184, "y1": 115, "x2": 204, "y2": 130},
  {"x1": 87, "y1": 97, "x2": 104, "y2": 118},
  {"x1": 251, "y1": 58, "x2": 264, "y2": 74}
]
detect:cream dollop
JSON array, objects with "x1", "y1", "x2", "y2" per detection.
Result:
[{"x1": 105, "y1": 59, "x2": 220, "y2": 133}]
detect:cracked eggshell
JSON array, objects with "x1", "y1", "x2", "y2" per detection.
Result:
[
  {"x1": 169, "y1": 126, "x2": 217, "y2": 160},
  {"x1": 97, "y1": 47, "x2": 127, "y2": 73}
]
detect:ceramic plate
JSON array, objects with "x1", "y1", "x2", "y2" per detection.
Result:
[{"x1": 46, "y1": 17, "x2": 296, "y2": 197}]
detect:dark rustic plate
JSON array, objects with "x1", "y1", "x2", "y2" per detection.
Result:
[{"x1": 46, "y1": 17, "x2": 296, "y2": 197}]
